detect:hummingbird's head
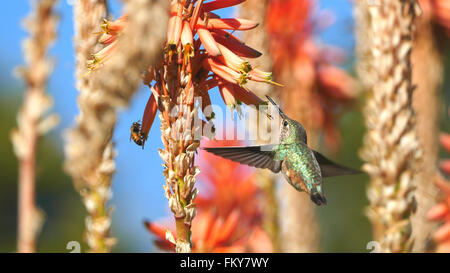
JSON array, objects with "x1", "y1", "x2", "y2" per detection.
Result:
[{"x1": 266, "y1": 96, "x2": 308, "y2": 144}]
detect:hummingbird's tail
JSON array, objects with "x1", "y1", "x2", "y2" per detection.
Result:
[{"x1": 310, "y1": 188, "x2": 327, "y2": 206}]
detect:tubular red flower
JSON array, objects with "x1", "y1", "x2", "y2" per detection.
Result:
[
  {"x1": 441, "y1": 160, "x2": 450, "y2": 175},
  {"x1": 192, "y1": 210, "x2": 215, "y2": 244},
  {"x1": 181, "y1": 20, "x2": 194, "y2": 48},
  {"x1": 101, "y1": 14, "x2": 127, "y2": 35},
  {"x1": 181, "y1": 21, "x2": 194, "y2": 65},
  {"x1": 206, "y1": 18, "x2": 259, "y2": 31},
  {"x1": 218, "y1": 83, "x2": 238, "y2": 107},
  {"x1": 167, "y1": 1, "x2": 183, "y2": 48},
  {"x1": 248, "y1": 68, "x2": 271, "y2": 80},
  {"x1": 248, "y1": 69, "x2": 282, "y2": 86},
  {"x1": 141, "y1": 93, "x2": 158, "y2": 140},
  {"x1": 216, "y1": 210, "x2": 240, "y2": 244},
  {"x1": 434, "y1": 222, "x2": 450, "y2": 243},
  {"x1": 145, "y1": 220, "x2": 168, "y2": 242},
  {"x1": 440, "y1": 133, "x2": 450, "y2": 155},
  {"x1": 207, "y1": 210, "x2": 240, "y2": 246},
  {"x1": 167, "y1": 8, "x2": 176, "y2": 44},
  {"x1": 435, "y1": 176, "x2": 450, "y2": 195},
  {"x1": 428, "y1": 202, "x2": 449, "y2": 221},
  {"x1": 226, "y1": 83, "x2": 265, "y2": 108},
  {"x1": 216, "y1": 43, "x2": 252, "y2": 73},
  {"x1": 173, "y1": 2, "x2": 183, "y2": 45},
  {"x1": 196, "y1": 22, "x2": 221, "y2": 57},
  {"x1": 190, "y1": 0, "x2": 203, "y2": 30},
  {"x1": 98, "y1": 33, "x2": 117, "y2": 45},
  {"x1": 211, "y1": 29, "x2": 262, "y2": 58},
  {"x1": 202, "y1": 0, "x2": 246, "y2": 12},
  {"x1": 202, "y1": 57, "x2": 246, "y2": 85},
  {"x1": 144, "y1": 221, "x2": 175, "y2": 251},
  {"x1": 86, "y1": 40, "x2": 118, "y2": 71},
  {"x1": 206, "y1": 12, "x2": 221, "y2": 19}
]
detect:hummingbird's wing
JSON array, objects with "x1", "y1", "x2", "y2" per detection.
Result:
[
  {"x1": 203, "y1": 145, "x2": 282, "y2": 173},
  {"x1": 312, "y1": 150, "x2": 361, "y2": 177}
]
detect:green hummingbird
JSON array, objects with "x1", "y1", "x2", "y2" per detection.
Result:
[{"x1": 203, "y1": 96, "x2": 360, "y2": 206}]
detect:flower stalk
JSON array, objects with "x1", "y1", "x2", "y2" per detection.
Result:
[
  {"x1": 65, "y1": 0, "x2": 168, "y2": 252},
  {"x1": 146, "y1": 140, "x2": 273, "y2": 253},
  {"x1": 357, "y1": 0, "x2": 422, "y2": 252},
  {"x1": 11, "y1": 0, "x2": 59, "y2": 253}
]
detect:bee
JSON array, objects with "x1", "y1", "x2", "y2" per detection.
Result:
[{"x1": 130, "y1": 121, "x2": 147, "y2": 148}]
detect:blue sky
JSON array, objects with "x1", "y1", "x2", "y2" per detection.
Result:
[{"x1": 1, "y1": 0, "x2": 354, "y2": 252}]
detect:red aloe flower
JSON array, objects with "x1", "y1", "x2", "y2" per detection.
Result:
[
  {"x1": 145, "y1": 210, "x2": 250, "y2": 253},
  {"x1": 265, "y1": 0, "x2": 357, "y2": 151},
  {"x1": 87, "y1": 16, "x2": 127, "y2": 71},
  {"x1": 160, "y1": 0, "x2": 279, "y2": 121},
  {"x1": 86, "y1": 40, "x2": 118, "y2": 71},
  {"x1": 89, "y1": 0, "x2": 278, "y2": 138},
  {"x1": 196, "y1": 140, "x2": 263, "y2": 224},
  {"x1": 427, "y1": 133, "x2": 450, "y2": 253}
]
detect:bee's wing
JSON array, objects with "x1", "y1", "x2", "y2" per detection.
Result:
[
  {"x1": 312, "y1": 150, "x2": 361, "y2": 178},
  {"x1": 203, "y1": 144, "x2": 282, "y2": 173}
]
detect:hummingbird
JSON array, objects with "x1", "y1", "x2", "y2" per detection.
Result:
[{"x1": 203, "y1": 96, "x2": 360, "y2": 206}]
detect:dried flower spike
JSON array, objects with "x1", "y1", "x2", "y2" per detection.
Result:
[{"x1": 12, "y1": 0, "x2": 59, "y2": 253}]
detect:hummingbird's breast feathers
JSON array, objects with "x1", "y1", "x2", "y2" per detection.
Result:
[
  {"x1": 279, "y1": 142, "x2": 327, "y2": 205},
  {"x1": 278, "y1": 143, "x2": 322, "y2": 191},
  {"x1": 282, "y1": 166, "x2": 309, "y2": 193}
]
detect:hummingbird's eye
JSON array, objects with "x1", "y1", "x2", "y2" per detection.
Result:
[{"x1": 283, "y1": 120, "x2": 288, "y2": 127}]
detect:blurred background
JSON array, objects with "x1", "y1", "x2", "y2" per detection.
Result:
[{"x1": 1, "y1": 0, "x2": 449, "y2": 252}]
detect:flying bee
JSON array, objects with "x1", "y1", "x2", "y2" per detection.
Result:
[{"x1": 130, "y1": 121, "x2": 146, "y2": 148}]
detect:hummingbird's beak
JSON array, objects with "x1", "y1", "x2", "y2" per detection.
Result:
[{"x1": 266, "y1": 95, "x2": 288, "y2": 119}]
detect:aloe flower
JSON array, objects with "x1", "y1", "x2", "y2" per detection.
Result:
[
  {"x1": 145, "y1": 211, "x2": 245, "y2": 253},
  {"x1": 86, "y1": 16, "x2": 126, "y2": 71},
  {"x1": 90, "y1": 1, "x2": 276, "y2": 116},
  {"x1": 196, "y1": 140, "x2": 264, "y2": 223},
  {"x1": 145, "y1": 210, "x2": 271, "y2": 253}
]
